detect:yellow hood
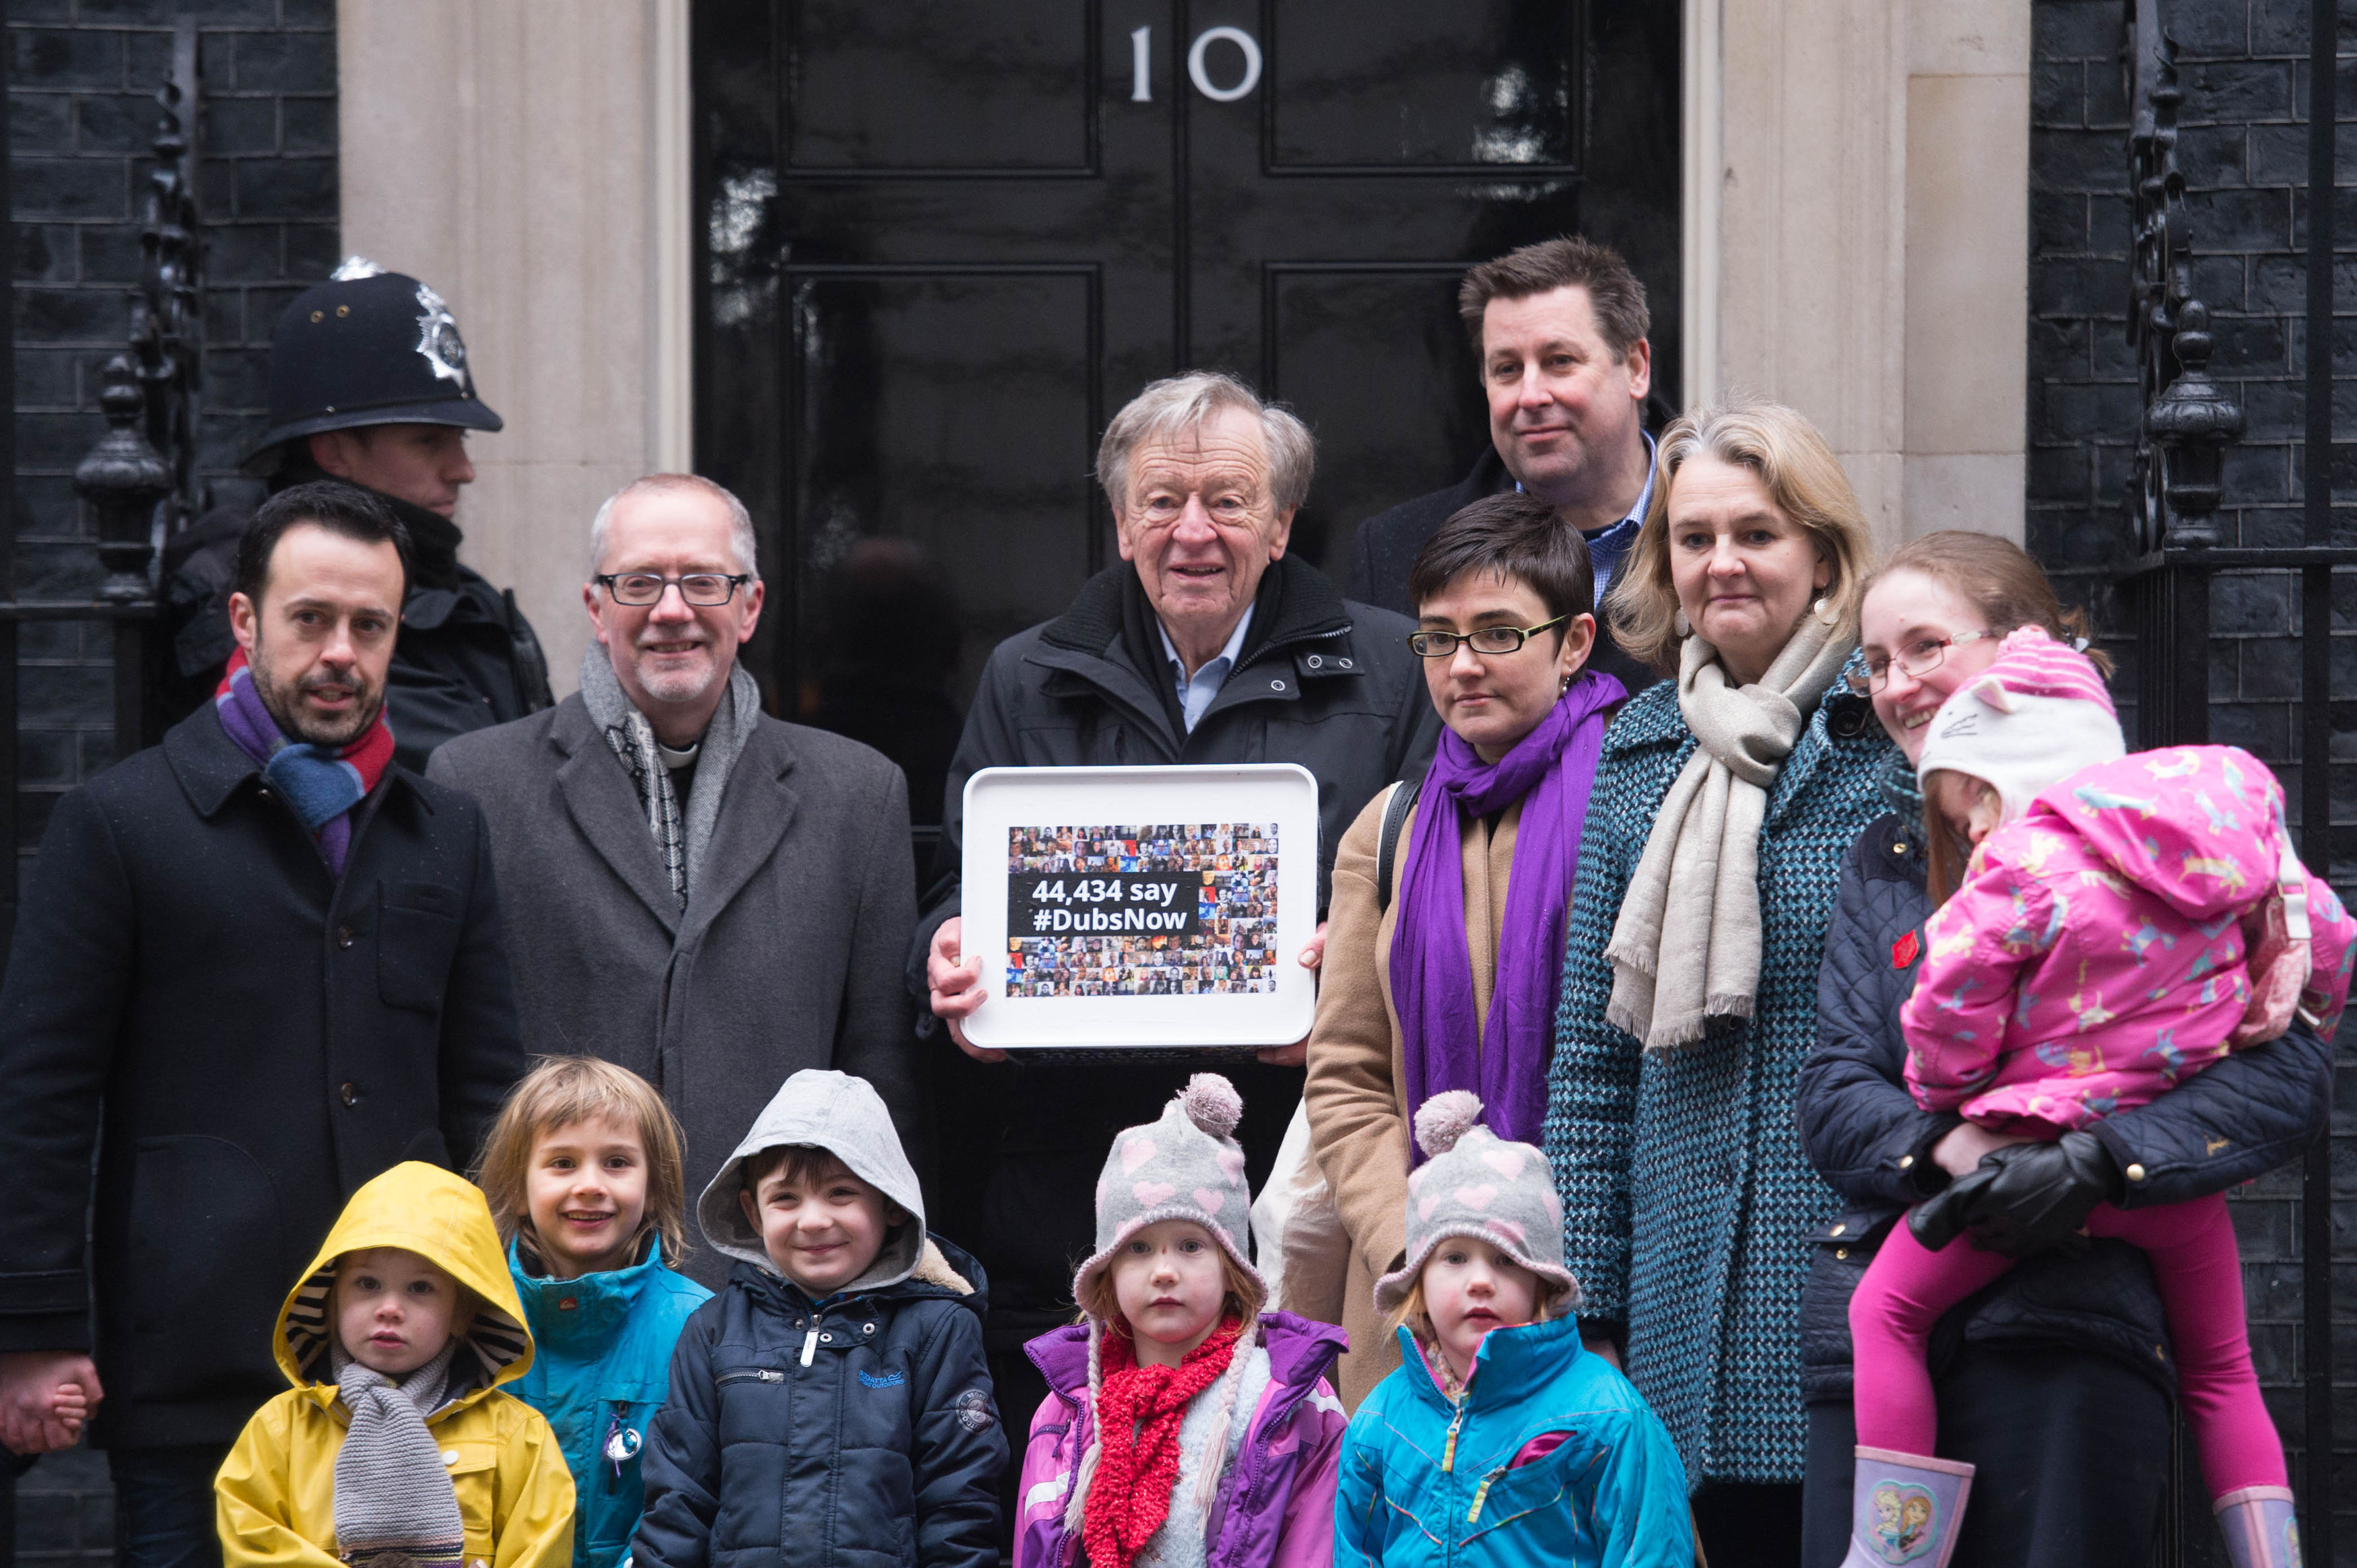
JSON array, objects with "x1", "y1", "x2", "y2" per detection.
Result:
[{"x1": 271, "y1": 1161, "x2": 534, "y2": 1398}]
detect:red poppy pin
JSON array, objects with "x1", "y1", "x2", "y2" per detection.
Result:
[{"x1": 1891, "y1": 929, "x2": 1921, "y2": 969}]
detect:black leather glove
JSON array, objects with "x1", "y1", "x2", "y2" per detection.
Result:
[
  {"x1": 1906, "y1": 1153, "x2": 2008, "y2": 1252},
  {"x1": 1961, "y1": 1130, "x2": 2120, "y2": 1258}
]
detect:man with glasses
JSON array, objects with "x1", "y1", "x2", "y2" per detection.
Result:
[{"x1": 429, "y1": 474, "x2": 919, "y2": 1280}]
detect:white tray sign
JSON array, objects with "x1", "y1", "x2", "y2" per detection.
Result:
[{"x1": 959, "y1": 763, "x2": 1321, "y2": 1049}]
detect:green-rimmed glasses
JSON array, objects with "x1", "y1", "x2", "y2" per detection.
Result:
[{"x1": 1407, "y1": 615, "x2": 1569, "y2": 659}]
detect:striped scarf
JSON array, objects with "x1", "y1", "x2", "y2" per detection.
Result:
[
  {"x1": 331, "y1": 1340, "x2": 463, "y2": 1568},
  {"x1": 213, "y1": 648, "x2": 395, "y2": 877}
]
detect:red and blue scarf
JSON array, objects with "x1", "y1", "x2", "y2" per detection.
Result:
[{"x1": 213, "y1": 648, "x2": 395, "y2": 875}]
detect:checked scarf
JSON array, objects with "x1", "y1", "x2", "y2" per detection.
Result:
[
  {"x1": 1083, "y1": 1316, "x2": 1243, "y2": 1568},
  {"x1": 215, "y1": 648, "x2": 395, "y2": 877}
]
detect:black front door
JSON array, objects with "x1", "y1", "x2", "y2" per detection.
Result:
[{"x1": 694, "y1": 0, "x2": 1680, "y2": 826}]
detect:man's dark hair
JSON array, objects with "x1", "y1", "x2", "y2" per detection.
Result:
[
  {"x1": 1408, "y1": 491, "x2": 1595, "y2": 625},
  {"x1": 233, "y1": 479, "x2": 412, "y2": 607},
  {"x1": 1457, "y1": 236, "x2": 1649, "y2": 361}
]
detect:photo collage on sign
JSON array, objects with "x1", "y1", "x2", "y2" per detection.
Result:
[{"x1": 1005, "y1": 823, "x2": 1280, "y2": 998}]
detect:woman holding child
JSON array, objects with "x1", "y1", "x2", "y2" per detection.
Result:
[
  {"x1": 1304, "y1": 490, "x2": 1628, "y2": 1407},
  {"x1": 1543, "y1": 399, "x2": 1890, "y2": 1565},
  {"x1": 1793, "y1": 533, "x2": 2337, "y2": 1567}
]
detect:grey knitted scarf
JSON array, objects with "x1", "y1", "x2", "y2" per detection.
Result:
[
  {"x1": 578, "y1": 648, "x2": 763, "y2": 909},
  {"x1": 331, "y1": 1340, "x2": 462, "y2": 1568}
]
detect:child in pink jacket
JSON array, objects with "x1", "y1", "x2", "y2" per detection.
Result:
[
  {"x1": 1012, "y1": 1075, "x2": 1346, "y2": 1568},
  {"x1": 1835, "y1": 627, "x2": 2354, "y2": 1568}
]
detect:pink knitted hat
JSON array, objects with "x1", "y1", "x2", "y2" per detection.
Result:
[
  {"x1": 1917, "y1": 625, "x2": 2124, "y2": 820},
  {"x1": 1071, "y1": 1073, "x2": 1263, "y2": 1309}
]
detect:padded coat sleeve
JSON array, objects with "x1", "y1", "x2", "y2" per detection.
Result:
[
  {"x1": 1797, "y1": 831, "x2": 1955, "y2": 1210},
  {"x1": 907, "y1": 1305, "x2": 1008, "y2": 1568},
  {"x1": 2092, "y1": 1017, "x2": 2332, "y2": 1208},
  {"x1": 631, "y1": 1313, "x2": 722, "y2": 1568}
]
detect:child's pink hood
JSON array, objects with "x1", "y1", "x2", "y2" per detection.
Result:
[{"x1": 2035, "y1": 747, "x2": 2286, "y2": 921}]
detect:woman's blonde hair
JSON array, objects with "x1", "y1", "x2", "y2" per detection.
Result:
[
  {"x1": 473, "y1": 1056, "x2": 692, "y2": 1268},
  {"x1": 1603, "y1": 396, "x2": 1875, "y2": 674}
]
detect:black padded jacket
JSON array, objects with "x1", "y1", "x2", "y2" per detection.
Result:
[
  {"x1": 1793, "y1": 812, "x2": 2333, "y2": 1402},
  {"x1": 634, "y1": 1238, "x2": 1006, "y2": 1568}
]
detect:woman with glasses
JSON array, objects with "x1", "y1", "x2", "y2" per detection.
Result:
[
  {"x1": 1793, "y1": 531, "x2": 2334, "y2": 1567},
  {"x1": 1302, "y1": 490, "x2": 1627, "y2": 1406},
  {"x1": 1543, "y1": 398, "x2": 1888, "y2": 1567}
]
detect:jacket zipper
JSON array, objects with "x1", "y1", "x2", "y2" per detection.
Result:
[{"x1": 716, "y1": 1369, "x2": 784, "y2": 1386}]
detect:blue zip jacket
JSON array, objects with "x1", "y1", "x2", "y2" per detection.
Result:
[
  {"x1": 507, "y1": 1237, "x2": 712, "y2": 1568},
  {"x1": 1335, "y1": 1318, "x2": 1690, "y2": 1568}
]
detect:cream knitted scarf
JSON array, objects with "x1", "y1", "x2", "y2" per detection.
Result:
[{"x1": 1603, "y1": 610, "x2": 1851, "y2": 1050}]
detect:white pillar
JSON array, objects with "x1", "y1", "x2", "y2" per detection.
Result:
[{"x1": 337, "y1": 0, "x2": 694, "y2": 697}]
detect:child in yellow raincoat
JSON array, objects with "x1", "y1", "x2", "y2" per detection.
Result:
[{"x1": 215, "y1": 1161, "x2": 576, "y2": 1568}]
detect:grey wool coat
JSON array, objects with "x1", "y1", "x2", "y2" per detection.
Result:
[{"x1": 429, "y1": 693, "x2": 921, "y2": 1285}]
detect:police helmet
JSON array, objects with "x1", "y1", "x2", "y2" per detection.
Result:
[{"x1": 244, "y1": 257, "x2": 502, "y2": 474}]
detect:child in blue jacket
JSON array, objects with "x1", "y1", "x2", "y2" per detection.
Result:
[
  {"x1": 476, "y1": 1057, "x2": 712, "y2": 1568},
  {"x1": 1335, "y1": 1093, "x2": 1690, "y2": 1568}
]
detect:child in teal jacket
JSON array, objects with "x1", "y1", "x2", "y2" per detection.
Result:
[
  {"x1": 477, "y1": 1058, "x2": 713, "y2": 1568},
  {"x1": 1335, "y1": 1094, "x2": 1690, "y2": 1568}
]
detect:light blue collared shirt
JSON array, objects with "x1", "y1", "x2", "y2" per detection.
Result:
[
  {"x1": 1517, "y1": 428, "x2": 1658, "y2": 603},
  {"x1": 1159, "y1": 604, "x2": 1255, "y2": 732}
]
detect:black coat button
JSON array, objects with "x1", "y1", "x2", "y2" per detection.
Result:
[
  {"x1": 337, "y1": 926, "x2": 355, "y2": 949},
  {"x1": 339, "y1": 1083, "x2": 359, "y2": 1107}
]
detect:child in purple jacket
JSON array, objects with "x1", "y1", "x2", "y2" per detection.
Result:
[{"x1": 1012, "y1": 1075, "x2": 1347, "y2": 1568}]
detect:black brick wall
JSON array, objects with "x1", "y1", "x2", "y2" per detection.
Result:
[
  {"x1": 9, "y1": 0, "x2": 335, "y2": 856},
  {"x1": 7, "y1": 6, "x2": 334, "y2": 1564},
  {"x1": 2031, "y1": 0, "x2": 2354, "y2": 1561}
]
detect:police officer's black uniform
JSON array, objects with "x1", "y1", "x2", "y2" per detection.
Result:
[{"x1": 159, "y1": 261, "x2": 552, "y2": 771}]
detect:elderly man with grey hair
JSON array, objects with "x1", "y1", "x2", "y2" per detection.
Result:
[
  {"x1": 914, "y1": 371, "x2": 1436, "y2": 1438},
  {"x1": 430, "y1": 473, "x2": 920, "y2": 1283}
]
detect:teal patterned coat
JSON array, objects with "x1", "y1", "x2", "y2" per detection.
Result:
[{"x1": 1544, "y1": 675, "x2": 1892, "y2": 1487}]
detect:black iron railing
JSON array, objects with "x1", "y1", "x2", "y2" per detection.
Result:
[
  {"x1": 0, "y1": 22, "x2": 201, "y2": 957},
  {"x1": 2117, "y1": 1, "x2": 2341, "y2": 1563}
]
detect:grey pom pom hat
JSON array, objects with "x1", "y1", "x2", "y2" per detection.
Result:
[
  {"x1": 1072, "y1": 1073, "x2": 1264, "y2": 1308},
  {"x1": 1374, "y1": 1091, "x2": 1579, "y2": 1316}
]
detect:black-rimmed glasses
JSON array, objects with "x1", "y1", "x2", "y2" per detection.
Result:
[
  {"x1": 595, "y1": 572, "x2": 752, "y2": 607},
  {"x1": 1850, "y1": 629, "x2": 1998, "y2": 693},
  {"x1": 1406, "y1": 615, "x2": 1569, "y2": 658}
]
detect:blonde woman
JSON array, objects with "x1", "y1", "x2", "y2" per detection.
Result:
[{"x1": 1543, "y1": 397, "x2": 1890, "y2": 1567}]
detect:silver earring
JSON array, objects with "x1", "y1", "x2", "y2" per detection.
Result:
[
  {"x1": 1813, "y1": 595, "x2": 1836, "y2": 623},
  {"x1": 1560, "y1": 672, "x2": 1573, "y2": 693},
  {"x1": 1673, "y1": 609, "x2": 1691, "y2": 637}
]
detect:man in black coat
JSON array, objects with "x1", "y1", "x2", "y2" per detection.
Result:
[
  {"x1": 1342, "y1": 236, "x2": 1662, "y2": 693},
  {"x1": 0, "y1": 483, "x2": 527, "y2": 1568},
  {"x1": 159, "y1": 259, "x2": 552, "y2": 772},
  {"x1": 914, "y1": 372, "x2": 1438, "y2": 1520}
]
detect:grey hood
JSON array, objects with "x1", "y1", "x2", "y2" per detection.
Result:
[{"x1": 697, "y1": 1069, "x2": 928, "y2": 1289}]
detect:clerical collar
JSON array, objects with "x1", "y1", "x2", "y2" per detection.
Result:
[{"x1": 658, "y1": 740, "x2": 700, "y2": 770}]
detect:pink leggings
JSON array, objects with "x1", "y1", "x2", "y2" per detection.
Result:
[{"x1": 1850, "y1": 1192, "x2": 2285, "y2": 1499}]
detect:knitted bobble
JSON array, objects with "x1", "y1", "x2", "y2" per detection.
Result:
[
  {"x1": 1191, "y1": 1318, "x2": 1259, "y2": 1512},
  {"x1": 1414, "y1": 1090, "x2": 1484, "y2": 1159},
  {"x1": 1180, "y1": 1073, "x2": 1244, "y2": 1140},
  {"x1": 1062, "y1": 1320, "x2": 1105, "y2": 1533}
]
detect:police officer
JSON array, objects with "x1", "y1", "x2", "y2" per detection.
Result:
[{"x1": 160, "y1": 257, "x2": 552, "y2": 770}]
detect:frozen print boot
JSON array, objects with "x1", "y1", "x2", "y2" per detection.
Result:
[
  {"x1": 2214, "y1": 1487, "x2": 2302, "y2": 1568},
  {"x1": 1840, "y1": 1447, "x2": 1974, "y2": 1568}
]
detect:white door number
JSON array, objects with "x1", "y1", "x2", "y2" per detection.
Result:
[{"x1": 1129, "y1": 26, "x2": 1264, "y2": 105}]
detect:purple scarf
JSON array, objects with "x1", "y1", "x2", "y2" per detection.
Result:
[{"x1": 1391, "y1": 669, "x2": 1625, "y2": 1156}]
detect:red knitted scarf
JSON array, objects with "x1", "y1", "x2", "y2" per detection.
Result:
[{"x1": 1082, "y1": 1314, "x2": 1244, "y2": 1568}]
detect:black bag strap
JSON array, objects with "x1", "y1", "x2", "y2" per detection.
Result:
[{"x1": 1375, "y1": 778, "x2": 1422, "y2": 916}]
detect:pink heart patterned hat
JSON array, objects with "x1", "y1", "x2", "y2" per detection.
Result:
[
  {"x1": 1072, "y1": 1073, "x2": 1264, "y2": 1308},
  {"x1": 1374, "y1": 1090, "x2": 1579, "y2": 1315}
]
